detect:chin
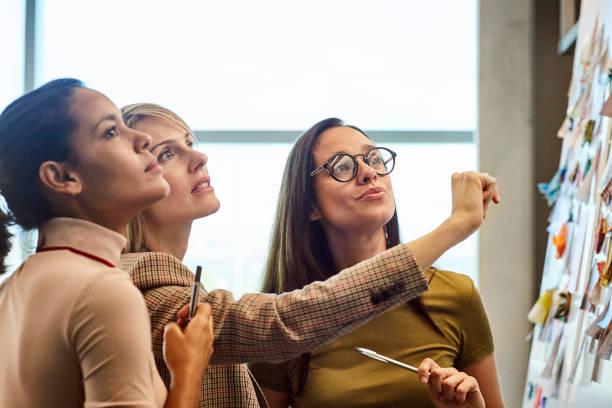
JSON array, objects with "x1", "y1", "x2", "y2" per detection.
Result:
[
  {"x1": 140, "y1": 184, "x2": 171, "y2": 209},
  {"x1": 195, "y1": 199, "x2": 221, "y2": 220}
]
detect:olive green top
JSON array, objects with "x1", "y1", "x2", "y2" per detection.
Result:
[{"x1": 249, "y1": 269, "x2": 494, "y2": 408}]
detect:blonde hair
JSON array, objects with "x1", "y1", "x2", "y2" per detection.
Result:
[{"x1": 120, "y1": 103, "x2": 194, "y2": 253}]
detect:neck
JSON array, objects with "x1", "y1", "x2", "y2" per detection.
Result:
[
  {"x1": 144, "y1": 219, "x2": 192, "y2": 261},
  {"x1": 58, "y1": 210, "x2": 130, "y2": 235},
  {"x1": 48, "y1": 196, "x2": 135, "y2": 235},
  {"x1": 324, "y1": 225, "x2": 388, "y2": 271}
]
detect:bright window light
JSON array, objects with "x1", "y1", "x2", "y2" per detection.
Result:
[
  {"x1": 0, "y1": 0, "x2": 26, "y2": 283},
  {"x1": 37, "y1": 0, "x2": 476, "y2": 130},
  {"x1": 0, "y1": 0, "x2": 25, "y2": 111}
]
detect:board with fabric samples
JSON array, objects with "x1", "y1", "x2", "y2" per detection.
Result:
[{"x1": 523, "y1": 1, "x2": 612, "y2": 407}]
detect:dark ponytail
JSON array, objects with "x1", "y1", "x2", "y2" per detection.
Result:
[{"x1": 0, "y1": 78, "x2": 84, "y2": 273}]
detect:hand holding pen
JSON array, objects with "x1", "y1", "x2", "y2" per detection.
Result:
[
  {"x1": 355, "y1": 349, "x2": 484, "y2": 408},
  {"x1": 418, "y1": 358, "x2": 484, "y2": 408},
  {"x1": 164, "y1": 303, "x2": 214, "y2": 407}
]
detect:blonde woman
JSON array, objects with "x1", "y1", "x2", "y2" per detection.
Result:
[{"x1": 119, "y1": 103, "x2": 499, "y2": 407}]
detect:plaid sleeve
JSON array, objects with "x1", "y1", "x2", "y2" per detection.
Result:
[
  {"x1": 140, "y1": 284, "x2": 193, "y2": 387},
  {"x1": 206, "y1": 243, "x2": 427, "y2": 363},
  {"x1": 137, "y1": 243, "x2": 426, "y2": 365}
]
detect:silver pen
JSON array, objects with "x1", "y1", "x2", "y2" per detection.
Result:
[
  {"x1": 189, "y1": 266, "x2": 202, "y2": 319},
  {"x1": 354, "y1": 347, "x2": 418, "y2": 373}
]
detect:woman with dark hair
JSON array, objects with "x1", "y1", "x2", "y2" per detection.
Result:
[
  {"x1": 0, "y1": 79, "x2": 214, "y2": 408},
  {"x1": 249, "y1": 118, "x2": 505, "y2": 408},
  {"x1": 119, "y1": 104, "x2": 499, "y2": 407}
]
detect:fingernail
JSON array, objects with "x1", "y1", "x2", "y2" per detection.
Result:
[{"x1": 420, "y1": 376, "x2": 427, "y2": 384}]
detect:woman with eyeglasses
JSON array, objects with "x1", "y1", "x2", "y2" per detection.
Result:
[
  {"x1": 248, "y1": 118, "x2": 505, "y2": 408},
  {"x1": 0, "y1": 79, "x2": 214, "y2": 407},
  {"x1": 119, "y1": 104, "x2": 499, "y2": 408}
]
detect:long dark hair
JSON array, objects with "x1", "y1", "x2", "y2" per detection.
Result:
[
  {"x1": 260, "y1": 117, "x2": 439, "y2": 394},
  {"x1": 0, "y1": 78, "x2": 84, "y2": 273}
]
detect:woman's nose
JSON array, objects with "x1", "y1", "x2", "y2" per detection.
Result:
[
  {"x1": 189, "y1": 150, "x2": 208, "y2": 173},
  {"x1": 133, "y1": 129, "x2": 152, "y2": 152},
  {"x1": 356, "y1": 158, "x2": 377, "y2": 184}
]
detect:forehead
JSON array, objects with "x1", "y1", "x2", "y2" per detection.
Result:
[
  {"x1": 313, "y1": 126, "x2": 373, "y2": 158},
  {"x1": 69, "y1": 88, "x2": 117, "y2": 129},
  {"x1": 134, "y1": 115, "x2": 189, "y2": 143}
]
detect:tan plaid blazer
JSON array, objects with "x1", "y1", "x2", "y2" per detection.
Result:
[{"x1": 119, "y1": 244, "x2": 427, "y2": 408}]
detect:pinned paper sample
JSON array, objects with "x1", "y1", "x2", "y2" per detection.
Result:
[
  {"x1": 533, "y1": 385, "x2": 543, "y2": 408},
  {"x1": 598, "y1": 43, "x2": 609, "y2": 75},
  {"x1": 553, "y1": 292, "x2": 571, "y2": 321},
  {"x1": 585, "y1": 301, "x2": 609, "y2": 338},
  {"x1": 541, "y1": 328, "x2": 564, "y2": 379},
  {"x1": 582, "y1": 16, "x2": 598, "y2": 64},
  {"x1": 568, "y1": 336, "x2": 588, "y2": 383},
  {"x1": 584, "y1": 119, "x2": 596, "y2": 143},
  {"x1": 596, "y1": 322, "x2": 612, "y2": 360},
  {"x1": 552, "y1": 223, "x2": 568, "y2": 258},
  {"x1": 567, "y1": 117, "x2": 585, "y2": 148},
  {"x1": 602, "y1": 178, "x2": 612, "y2": 206},
  {"x1": 557, "y1": 117, "x2": 572, "y2": 138},
  {"x1": 602, "y1": 240, "x2": 612, "y2": 287},
  {"x1": 600, "y1": 82, "x2": 612, "y2": 117},
  {"x1": 527, "y1": 289, "x2": 555, "y2": 325},
  {"x1": 594, "y1": 217, "x2": 609, "y2": 253},
  {"x1": 580, "y1": 338, "x2": 598, "y2": 386},
  {"x1": 576, "y1": 158, "x2": 595, "y2": 202},
  {"x1": 585, "y1": 264, "x2": 603, "y2": 309},
  {"x1": 570, "y1": 86, "x2": 591, "y2": 118},
  {"x1": 568, "y1": 162, "x2": 580, "y2": 184},
  {"x1": 538, "y1": 167, "x2": 565, "y2": 206}
]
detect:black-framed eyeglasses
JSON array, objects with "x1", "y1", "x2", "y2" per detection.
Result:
[{"x1": 310, "y1": 147, "x2": 397, "y2": 182}]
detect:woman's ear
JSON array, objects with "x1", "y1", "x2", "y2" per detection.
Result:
[
  {"x1": 309, "y1": 204, "x2": 322, "y2": 221},
  {"x1": 39, "y1": 161, "x2": 82, "y2": 196}
]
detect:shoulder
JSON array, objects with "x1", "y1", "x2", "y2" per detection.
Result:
[
  {"x1": 74, "y1": 267, "x2": 145, "y2": 311},
  {"x1": 120, "y1": 251, "x2": 193, "y2": 291},
  {"x1": 66, "y1": 267, "x2": 150, "y2": 339},
  {"x1": 423, "y1": 268, "x2": 478, "y2": 311},
  {"x1": 428, "y1": 269, "x2": 475, "y2": 296}
]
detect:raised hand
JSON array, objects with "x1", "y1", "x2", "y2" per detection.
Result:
[{"x1": 450, "y1": 171, "x2": 500, "y2": 238}]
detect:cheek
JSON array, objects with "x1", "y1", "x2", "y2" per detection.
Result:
[{"x1": 314, "y1": 183, "x2": 352, "y2": 218}]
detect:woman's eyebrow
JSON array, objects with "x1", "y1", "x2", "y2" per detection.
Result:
[
  {"x1": 92, "y1": 114, "x2": 117, "y2": 133},
  {"x1": 150, "y1": 139, "x2": 174, "y2": 152}
]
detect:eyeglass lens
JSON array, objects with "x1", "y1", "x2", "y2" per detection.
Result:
[{"x1": 330, "y1": 148, "x2": 394, "y2": 181}]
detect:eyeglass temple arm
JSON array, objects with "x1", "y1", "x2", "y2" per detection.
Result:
[{"x1": 310, "y1": 164, "x2": 326, "y2": 176}]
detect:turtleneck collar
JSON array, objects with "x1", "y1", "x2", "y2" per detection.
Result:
[{"x1": 37, "y1": 217, "x2": 126, "y2": 267}]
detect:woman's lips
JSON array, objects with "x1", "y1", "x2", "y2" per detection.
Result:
[
  {"x1": 358, "y1": 187, "x2": 386, "y2": 200},
  {"x1": 192, "y1": 177, "x2": 213, "y2": 193}
]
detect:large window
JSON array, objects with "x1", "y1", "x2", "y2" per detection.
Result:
[
  {"x1": 0, "y1": 1, "x2": 24, "y2": 110},
  {"x1": 38, "y1": 0, "x2": 475, "y2": 131},
  {"x1": 0, "y1": 0, "x2": 26, "y2": 281},
  {"x1": 4, "y1": 0, "x2": 478, "y2": 294}
]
